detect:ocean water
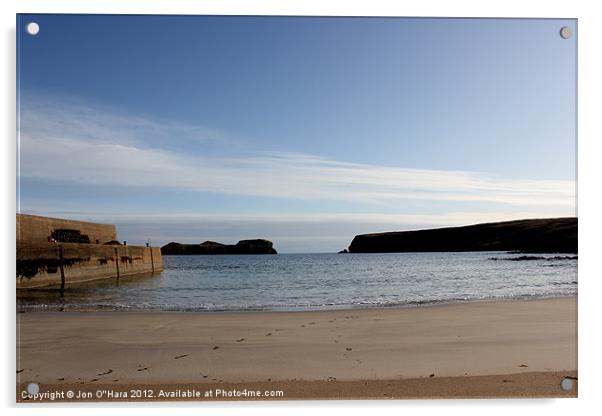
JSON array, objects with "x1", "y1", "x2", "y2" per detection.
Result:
[{"x1": 16, "y1": 252, "x2": 577, "y2": 312}]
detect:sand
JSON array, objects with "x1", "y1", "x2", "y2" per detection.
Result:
[{"x1": 16, "y1": 297, "x2": 577, "y2": 401}]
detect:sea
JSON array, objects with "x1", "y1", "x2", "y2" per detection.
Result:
[{"x1": 16, "y1": 252, "x2": 577, "y2": 312}]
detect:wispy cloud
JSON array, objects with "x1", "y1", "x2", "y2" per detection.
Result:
[
  {"x1": 18, "y1": 95, "x2": 575, "y2": 211},
  {"x1": 19, "y1": 94, "x2": 230, "y2": 151}
]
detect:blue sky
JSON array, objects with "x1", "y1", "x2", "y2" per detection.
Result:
[{"x1": 17, "y1": 15, "x2": 576, "y2": 252}]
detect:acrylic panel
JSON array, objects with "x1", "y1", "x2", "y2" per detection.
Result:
[{"x1": 16, "y1": 14, "x2": 577, "y2": 402}]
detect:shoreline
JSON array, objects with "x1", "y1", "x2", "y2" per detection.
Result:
[
  {"x1": 17, "y1": 296, "x2": 577, "y2": 400},
  {"x1": 16, "y1": 293, "x2": 577, "y2": 314}
]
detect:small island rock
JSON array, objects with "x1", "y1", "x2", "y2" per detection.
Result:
[{"x1": 161, "y1": 239, "x2": 277, "y2": 255}]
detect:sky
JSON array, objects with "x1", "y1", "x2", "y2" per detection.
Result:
[{"x1": 17, "y1": 15, "x2": 577, "y2": 252}]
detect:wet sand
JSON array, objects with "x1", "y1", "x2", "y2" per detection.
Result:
[{"x1": 16, "y1": 296, "x2": 577, "y2": 401}]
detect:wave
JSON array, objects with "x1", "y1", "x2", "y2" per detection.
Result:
[{"x1": 17, "y1": 291, "x2": 577, "y2": 313}]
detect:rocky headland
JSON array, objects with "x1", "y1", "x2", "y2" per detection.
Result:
[
  {"x1": 347, "y1": 218, "x2": 577, "y2": 254},
  {"x1": 161, "y1": 239, "x2": 277, "y2": 255}
]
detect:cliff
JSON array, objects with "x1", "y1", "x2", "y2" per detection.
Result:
[
  {"x1": 347, "y1": 217, "x2": 577, "y2": 254},
  {"x1": 161, "y1": 239, "x2": 278, "y2": 255}
]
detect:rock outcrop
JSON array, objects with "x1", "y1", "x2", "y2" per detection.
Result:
[
  {"x1": 161, "y1": 239, "x2": 277, "y2": 255},
  {"x1": 347, "y1": 218, "x2": 577, "y2": 254}
]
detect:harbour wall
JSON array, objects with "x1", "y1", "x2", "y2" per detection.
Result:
[
  {"x1": 17, "y1": 213, "x2": 117, "y2": 245},
  {"x1": 17, "y1": 242, "x2": 163, "y2": 288},
  {"x1": 16, "y1": 214, "x2": 163, "y2": 288}
]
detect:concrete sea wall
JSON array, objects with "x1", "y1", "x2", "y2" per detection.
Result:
[
  {"x1": 17, "y1": 242, "x2": 163, "y2": 288},
  {"x1": 16, "y1": 214, "x2": 163, "y2": 288},
  {"x1": 17, "y1": 213, "x2": 117, "y2": 245}
]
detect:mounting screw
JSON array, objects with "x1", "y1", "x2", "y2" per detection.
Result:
[
  {"x1": 26, "y1": 22, "x2": 40, "y2": 36},
  {"x1": 559, "y1": 26, "x2": 572, "y2": 39}
]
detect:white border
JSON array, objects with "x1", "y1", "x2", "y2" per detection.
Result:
[{"x1": 2, "y1": 1, "x2": 601, "y2": 415}]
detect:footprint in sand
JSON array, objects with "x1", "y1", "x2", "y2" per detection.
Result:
[
  {"x1": 137, "y1": 367, "x2": 149, "y2": 372},
  {"x1": 90, "y1": 378, "x2": 99, "y2": 382},
  {"x1": 300, "y1": 325, "x2": 306, "y2": 327},
  {"x1": 202, "y1": 375, "x2": 208, "y2": 378},
  {"x1": 265, "y1": 333, "x2": 272, "y2": 336},
  {"x1": 174, "y1": 354, "x2": 188, "y2": 359},
  {"x1": 519, "y1": 364, "x2": 529, "y2": 368},
  {"x1": 327, "y1": 376, "x2": 337, "y2": 381},
  {"x1": 58, "y1": 377, "x2": 65, "y2": 381},
  {"x1": 345, "y1": 347, "x2": 353, "y2": 351},
  {"x1": 236, "y1": 338, "x2": 245, "y2": 342},
  {"x1": 308, "y1": 322, "x2": 316, "y2": 325},
  {"x1": 97, "y1": 369, "x2": 113, "y2": 376},
  {"x1": 213, "y1": 346, "x2": 220, "y2": 350}
]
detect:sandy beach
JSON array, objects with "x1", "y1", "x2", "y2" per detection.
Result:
[{"x1": 16, "y1": 296, "x2": 577, "y2": 401}]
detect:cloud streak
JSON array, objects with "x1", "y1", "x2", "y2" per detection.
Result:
[{"x1": 18, "y1": 95, "x2": 575, "y2": 211}]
